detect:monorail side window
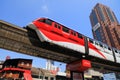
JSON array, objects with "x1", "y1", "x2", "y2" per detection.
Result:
[
  {"x1": 54, "y1": 24, "x2": 61, "y2": 29},
  {"x1": 104, "y1": 46, "x2": 107, "y2": 49},
  {"x1": 62, "y1": 27, "x2": 69, "y2": 33},
  {"x1": 71, "y1": 31, "x2": 76, "y2": 36},
  {"x1": 78, "y1": 33, "x2": 83, "y2": 39},
  {"x1": 58, "y1": 25, "x2": 61, "y2": 29},
  {"x1": 108, "y1": 47, "x2": 111, "y2": 51},
  {"x1": 89, "y1": 39, "x2": 93, "y2": 43},
  {"x1": 115, "y1": 50, "x2": 118, "y2": 53},
  {"x1": 54, "y1": 24, "x2": 57, "y2": 28},
  {"x1": 95, "y1": 42, "x2": 99, "y2": 45},
  {"x1": 99, "y1": 43, "x2": 103, "y2": 47}
]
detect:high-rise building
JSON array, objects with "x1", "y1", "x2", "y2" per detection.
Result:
[
  {"x1": 46, "y1": 59, "x2": 59, "y2": 74},
  {"x1": 90, "y1": 3, "x2": 120, "y2": 50},
  {"x1": 46, "y1": 59, "x2": 55, "y2": 70}
]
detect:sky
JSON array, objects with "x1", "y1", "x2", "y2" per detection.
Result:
[{"x1": 0, "y1": 0, "x2": 120, "y2": 72}]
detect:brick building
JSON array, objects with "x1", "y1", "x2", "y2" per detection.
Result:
[{"x1": 90, "y1": 3, "x2": 120, "y2": 50}]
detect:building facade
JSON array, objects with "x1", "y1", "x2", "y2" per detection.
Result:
[
  {"x1": 46, "y1": 60, "x2": 55, "y2": 70},
  {"x1": 0, "y1": 58, "x2": 33, "y2": 80},
  {"x1": 90, "y1": 3, "x2": 120, "y2": 50}
]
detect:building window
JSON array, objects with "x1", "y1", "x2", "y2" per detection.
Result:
[
  {"x1": 50, "y1": 77, "x2": 54, "y2": 80},
  {"x1": 105, "y1": 26, "x2": 115, "y2": 47},
  {"x1": 45, "y1": 77, "x2": 48, "y2": 80},
  {"x1": 91, "y1": 10, "x2": 98, "y2": 26},
  {"x1": 113, "y1": 28, "x2": 120, "y2": 45},
  {"x1": 26, "y1": 63, "x2": 30, "y2": 66},
  {"x1": 97, "y1": 6, "x2": 105, "y2": 21},
  {"x1": 21, "y1": 62, "x2": 24, "y2": 65},
  {"x1": 95, "y1": 27, "x2": 102, "y2": 42},
  {"x1": 112, "y1": 12, "x2": 119, "y2": 23},
  {"x1": 106, "y1": 8, "x2": 114, "y2": 22}
]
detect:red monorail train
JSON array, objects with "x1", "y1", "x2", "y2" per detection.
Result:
[{"x1": 27, "y1": 18, "x2": 120, "y2": 64}]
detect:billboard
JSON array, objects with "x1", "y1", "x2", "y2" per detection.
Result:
[{"x1": 103, "y1": 73, "x2": 116, "y2": 80}]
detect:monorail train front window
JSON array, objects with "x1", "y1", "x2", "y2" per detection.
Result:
[
  {"x1": 39, "y1": 19, "x2": 45, "y2": 22},
  {"x1": 38, "y1": 19, "x2": 52, "y2": 25}
]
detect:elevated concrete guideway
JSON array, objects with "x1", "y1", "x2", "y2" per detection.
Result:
[{"x1": 0, "y1": 20, "x2": 120, "y2": 72}]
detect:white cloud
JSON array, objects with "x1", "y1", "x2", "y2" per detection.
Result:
[
  {"x1": 41, "y1": 4, "x2": 49, "y2": 13},
  {"x1": 41, "y1": 0, "x2": 49, "y2": 13}
]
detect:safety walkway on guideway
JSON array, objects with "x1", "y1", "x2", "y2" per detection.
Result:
[{"x1": 0, "y1": 20, "x2": 120, "y2": 78}]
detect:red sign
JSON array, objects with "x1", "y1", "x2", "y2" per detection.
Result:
[{"x1": 66, "y1": 59, "x2": 91, "y2": 72}]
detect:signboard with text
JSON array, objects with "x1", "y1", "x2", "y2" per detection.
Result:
[{"x1": 92, "y1": 23, "x2": 100, "y2": 31}]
